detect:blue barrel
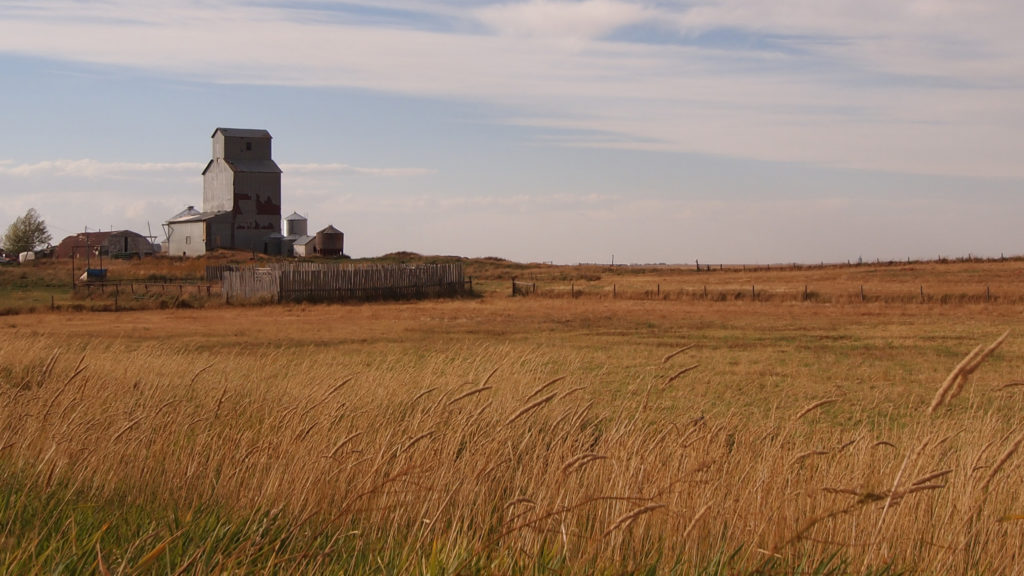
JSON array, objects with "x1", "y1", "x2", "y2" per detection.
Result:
[{"x1": 86, "y1": 268, "x2": 108, "y2": 281}]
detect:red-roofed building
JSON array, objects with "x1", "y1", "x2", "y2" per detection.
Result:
[{"x1": 55, "y1": 230, "x2": 154, "y2": 259}]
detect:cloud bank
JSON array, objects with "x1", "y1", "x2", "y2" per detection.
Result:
[
  {"x1": 0, "y1": 159, "x2": 434, "y2": 179},
  {"x1": 1, "y1": 0, "x2": 1022, "y2": 179}
]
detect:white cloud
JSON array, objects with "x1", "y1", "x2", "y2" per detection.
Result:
[
  {"x1": 475, "y1": 0, "x2": 651, "y2": 41},
  {"x1": 0, "y1": 159, "x2": 435, "y2": 179},
  {"x1": 282, "y1": 163, "x2": 436, "y2": 177},
  {"x1": 1, "y1": 1, "x2": 1021, "y2": 180},
  {"x1": 0, "y1": 159, "x2": 199, "y2": 178}
]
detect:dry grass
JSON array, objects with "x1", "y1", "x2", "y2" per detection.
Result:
[
  {"x1": 2, "y1": 278, "x2": 1024, "y2": 573},
  {"x1": 8, "y1": 254, "x2": 1024, "y2": 314}
]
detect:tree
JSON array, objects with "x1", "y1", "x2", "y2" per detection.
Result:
[{"x1": 3, "y1": 208, "x2": 52, "y2": 254}]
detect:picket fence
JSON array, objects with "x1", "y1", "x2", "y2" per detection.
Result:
[{"x1": 218, "y1": 262, "x2": 466, "y2": 303}]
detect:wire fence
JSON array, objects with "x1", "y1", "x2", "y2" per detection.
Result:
[{"x1": 512, "y1": 279, "x2": 1018, "y2": 305}]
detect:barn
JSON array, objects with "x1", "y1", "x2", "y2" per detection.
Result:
[{"x1": 55, "y1": 230, "x2": 155, "y2": 259}]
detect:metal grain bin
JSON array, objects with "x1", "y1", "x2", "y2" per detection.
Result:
[
  {"x1": 284, "y1": 212, "x2": 308, "y2": 237},
  {"x1": 265, "y1": 233, "x2": 284, "y2": 256},
  {"x1": 315, "y1": 225, "x2": 344, "y2": 257}
]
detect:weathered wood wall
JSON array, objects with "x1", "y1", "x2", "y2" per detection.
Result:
[
  {"x1": 219, "y1": 262, "x2": 466, "y2": 303},
  {"x1": 221, "y1": 267, "x2": 280, "y2": 302}
]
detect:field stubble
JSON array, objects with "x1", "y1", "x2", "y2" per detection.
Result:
[{"x1": 1, "y1": 292, "x2": 1024, "y2": 573}]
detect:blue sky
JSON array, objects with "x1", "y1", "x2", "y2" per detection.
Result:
[{"x1": 1, "y1": 0, "x2": 1022, "y2": 264}]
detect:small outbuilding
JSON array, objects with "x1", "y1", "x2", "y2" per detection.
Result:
[
  {"x1": 163, "y1": 206, "x2": 233, "y2": 258},
  {"x1": 292, "y1": 235, "x2": 316, "y2": 258}
]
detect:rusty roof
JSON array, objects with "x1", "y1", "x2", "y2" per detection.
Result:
[
  {"x1": 54, "y1": 230, "x2": 146, "y2": 258},
  {"x1": 317, "y1": 225, "x2": 343, "y2": 235}
]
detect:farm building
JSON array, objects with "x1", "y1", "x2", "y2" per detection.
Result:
[
  {"x1": 164, "y1": 128, "x2": 282, "y2": 256},
  {"x1": 163, "y1": 206, "x2": 234, "y2": 257},
  {"x1": 292, "y1": 235, "x2": 315, "y2": 257},
  {"x1": 55, "y1": 230, "x2": 155, "y2": 259},
  {"x1": 288, "y1": 222, "x2": 346, "y2": 259}
]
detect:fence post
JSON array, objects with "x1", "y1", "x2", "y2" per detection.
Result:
[
  {"x1": 804, "y1": 285, "x2": 808, "y2": 301},
  {"x1": 657, "y1": 283, "x2": 660, "y2": 298},
  {"x1": 861, "y1": 285, "x2": 865, "y2": 302},
  {"x1": 613, "y1": 284, "x2": 616, "y2": 298},
  {"x1": 751, "y1": 285, "x2": 755, "y2": 300},
  {"x1": 512, "y1": 277, "x2": 516, "y2": 297}
]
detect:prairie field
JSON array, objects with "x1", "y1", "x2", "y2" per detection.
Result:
[{"x1": 2, "y1": 257, "x2": 1024, "y2": 574}]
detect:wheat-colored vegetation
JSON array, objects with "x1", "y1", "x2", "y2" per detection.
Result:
[
  {"x1": 2, "y1": 259, "x2": 1024, "y2": 573},
  {"x1": 8, "y1": 253, "x2": 1024, "y2": 314}
]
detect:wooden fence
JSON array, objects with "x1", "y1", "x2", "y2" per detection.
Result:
[
  {"x1": 222, "y1": 268, "x2": 280, "y2": 303},
  {"x1": 220, "y1": 262, "x2": 467, "y2": 303},
  {"x1": 205, "y1": 265, "x2": 236, "y2": 283}
]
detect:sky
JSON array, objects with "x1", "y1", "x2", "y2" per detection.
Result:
[{"x1": 1, "y1": 0, "x2": 1022, "y2": 264}]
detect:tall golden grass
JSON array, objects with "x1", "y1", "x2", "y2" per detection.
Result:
[{"x1": 1, "y1": 304, "x2": 1023, "y2": 573}]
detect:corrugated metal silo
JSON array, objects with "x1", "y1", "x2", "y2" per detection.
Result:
[
  {"x1": 284, "y1": 212, "x2": 308, "y2": 237},
  {"x1": 315, "y1": 225, "x2": 344, "y2": 257}
]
